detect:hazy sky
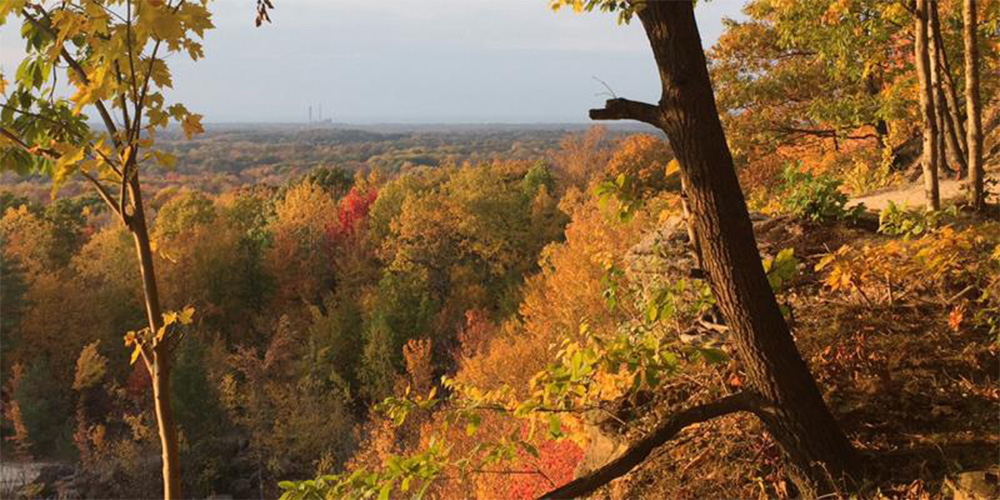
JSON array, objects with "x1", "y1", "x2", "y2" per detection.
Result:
[{"x1": 0, "y1": 0, "x2": 746, "y2": 123}]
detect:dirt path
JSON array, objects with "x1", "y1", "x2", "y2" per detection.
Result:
[{"x1": 847, "y1": 171, "x2": 996, "y2": 211}]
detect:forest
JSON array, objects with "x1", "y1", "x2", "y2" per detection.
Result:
[{"x1": 0, "y1": 0, "x2": 998, "y2": 499}]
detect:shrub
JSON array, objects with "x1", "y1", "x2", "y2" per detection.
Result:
[
  {"x1": 878, "y1": 201, "x2": 957, "y2": 239},
  {"x1": 776, "y1": 164, "x2": 864, "y2": 222}
]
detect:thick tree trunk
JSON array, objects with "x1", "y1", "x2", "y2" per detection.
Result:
[
  {"x1": 915, "y1": 0, "x2": 941, "y2": 209},
  {"x1": 678, "y1": 174, "x2": 704, "y2": 271},
  {"x1": 128, "y1": 176, "x2": 181, "y2": 500},
  {"x1": 930, "y1": 3, "x2": 967, "y2": 178},
  {"x1": 964, "y1": 0, "x2": 985, "y2": 210},
  {"x1": 597, "y1": 1, "x2": 859, "y2": 494}
]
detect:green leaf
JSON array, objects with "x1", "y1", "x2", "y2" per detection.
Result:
[
  {"x1": 518, "y1": 441, "x2": 540, "y2": 458},
  {"x1": 465, "y1": 414, "x2": 481, "y2": 436},
  {"x1": 548, "y1": 414, "x2": 562, "y2": 438},
  {"x1": 378, "y1": 480, "x2": 393, "y2": 500},
  {"x1": 698, "y1": 347, "x2": 728, "y2": 364}
]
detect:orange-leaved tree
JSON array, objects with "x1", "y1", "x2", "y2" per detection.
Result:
[{"x1": 0, "y1": 1, "x2": 213, "y2": 498}]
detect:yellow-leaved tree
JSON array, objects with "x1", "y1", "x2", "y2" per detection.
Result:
[{"x1": 0, "y1": 1, "x2": 213, "y2": 498}]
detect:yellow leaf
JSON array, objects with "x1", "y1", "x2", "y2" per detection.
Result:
[
  {"x1": 51, "y1": 143, "x2": 85, "y2": 193},
  {"x1": 665, "y1": 158, "x2": 681, "y2": 177},
  {"x1": 181, "y1": 113, "x2": 204, "y2": 139},
  {"x1": 152, "y1": 150, "x2": 177, "y2": 169},
  {"x1": 179, "y1": 306, "x2": 195, "y2": 325},
  {"x1": 130, "y1": 345, "x2": 142, "y2": 365},
  {"x1": 140, "y1": 2, "x2": 184, "y2": 41},
  {"x1": 148, "y1": 59, "x2": 173, "y2": 89}
]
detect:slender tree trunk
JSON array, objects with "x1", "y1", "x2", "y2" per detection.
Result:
[
  {"x1": 864, "y1": 74, "x2": 891, "y2": 147},
  {"x1": 593, "y1": 2, "x2": 858, "y2": 494},
  {"x1": 932, "y1": 7, "x2": 969, "y2": 159},
  {"x1": 964, "y1": 0, "x2": 985, "y2": 210},
  {"x1": 931, "y1": 3, "x2": 967, "y2": 178},
  {"x1": 128, "y1": 176, "x2": 181, "y2": 500},
  {"x1": 915, "y1": 0, "x2": 941, "y2": 209}
]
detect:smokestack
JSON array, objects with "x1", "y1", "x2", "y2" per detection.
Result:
[{"x1": 308, "y1": 106, "x2": 312, "y2": 123}]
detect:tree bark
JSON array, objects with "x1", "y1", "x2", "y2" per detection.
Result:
[
  {"x1": 865, "y1": 74, "x2": 891, "y2": 148},
  {"x1": 932, "y1": 6, "x2": 969, "y2": 159},
  {"x1": 964, "y1": 0, "x2": 985, "y2": 210},
  {"x1": 588, "y1": 1, "x2": 858, "y2": 495},
  {"x1": 915, "y1": 0, "x2": 941, "y2": 209},
  {"x1": 128, "y1": 175, "x2": 181, "y2": 500},
  {"x1": 930, "y1": 3, "x2": 967, "y2": 178}
]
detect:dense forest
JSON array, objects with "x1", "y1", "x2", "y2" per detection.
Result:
[{"x1": 0, "y1": 0, "x2": 998, "y2": 499}]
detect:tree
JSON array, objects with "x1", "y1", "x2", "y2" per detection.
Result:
[
  {"x1": 546, "y1": 125, "x2": 610, "y2": 193},
  {"x1": 544, "y1": 1, "x2": 857, "y2": 496},
  {"x1": 709, "y1": 0, "x2": 910, "y2": 167},
  {"x1": 14, "y1": 358, "x2": 73, "y2": 456},
  {"x1": 0, "y1": 253, "x2": 28, "y2": 385},
  {"x1": 964, "y1": 0, "x2": 985, "y2": 210},
  {"x1": 929, "y1": 2, "x2": 968, "y2": 178},
  {"x1": 0, "y1": 1, "x2": 214, "y2": 497},
  {"x1": 604, "y1": 134, "x2": 675, "y2": 198},
  {"x1": 266, "y1": 181, "x2": 339, "y2": 308},
  {"x1": 914, "y1": 0, "x2": 942, "y2": 209}
]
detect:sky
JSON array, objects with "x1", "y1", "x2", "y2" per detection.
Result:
[{"x1": 0, "y1": 0, "x2": 746, "y2": 124}]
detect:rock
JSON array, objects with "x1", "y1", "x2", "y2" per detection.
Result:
[
  {"x1": 574, "y1": 410, "x2": 628, "y2": 479},
  {"x1": 624, "y1": 215, "x2": 693, "y2": 289},
  {"x1": 944, "y1": 470, "x2": 999, "y2": 500}
]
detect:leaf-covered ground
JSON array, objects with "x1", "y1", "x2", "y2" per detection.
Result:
[{"x1": 586, "y1": 212, "x2": 999, "y2": 500}]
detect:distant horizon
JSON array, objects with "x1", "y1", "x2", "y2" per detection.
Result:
[
  {"x1": 119, "y1": 121, "x2": 661, "y2": 132},
  {"x1": 0, "y1": 0, "x2": 746, "y2": 123}
]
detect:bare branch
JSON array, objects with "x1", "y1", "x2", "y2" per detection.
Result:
[
  {"x1": 592, "y1": 76, "x2": 618, "y2": 99},
  {"x1": 537, "y1": 392, "x2": 757, "y2": 500},
  {"x1": 80, "y1": 171, "x2": 125, "y2": 223},
  {"x1": 771, "y1": 125, "x2": 879, "y2": 141},
  {"x1": 589, "y1": 98, "x2": 664, "y2": 128}
]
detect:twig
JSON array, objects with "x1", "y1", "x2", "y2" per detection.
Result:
[{"x1": 592, "y1": 76, "x2": 618, "y2": 99}]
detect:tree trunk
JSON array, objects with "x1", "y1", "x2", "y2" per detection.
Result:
[
  {"x1": 678, "y1": 174, "x2": 704, "y2": 271},
  {"x1": 964, "y1": 0, "x2": 985, "y2": 210},
  {"x1": 930, "y1": 3, "x2": 967, "y2": 178},
  {"x1": 864, "y1": 74, "x2": 891, "y2": 147},
  {"x1": 598, "y1": 1, "x2": 859, "y2": 494},
  {"x1": 915, "y1": 0, "x2": 941, "y2": 209},
  {"x1": 128, "y1": 176, "x2": 181, "y2": 500},
  {"x1": 932, "y1": 6, "x2": 969, "y2": 159},
  {"x1": 151, "y1": 353, "x2": 180, "y2": 500}
]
